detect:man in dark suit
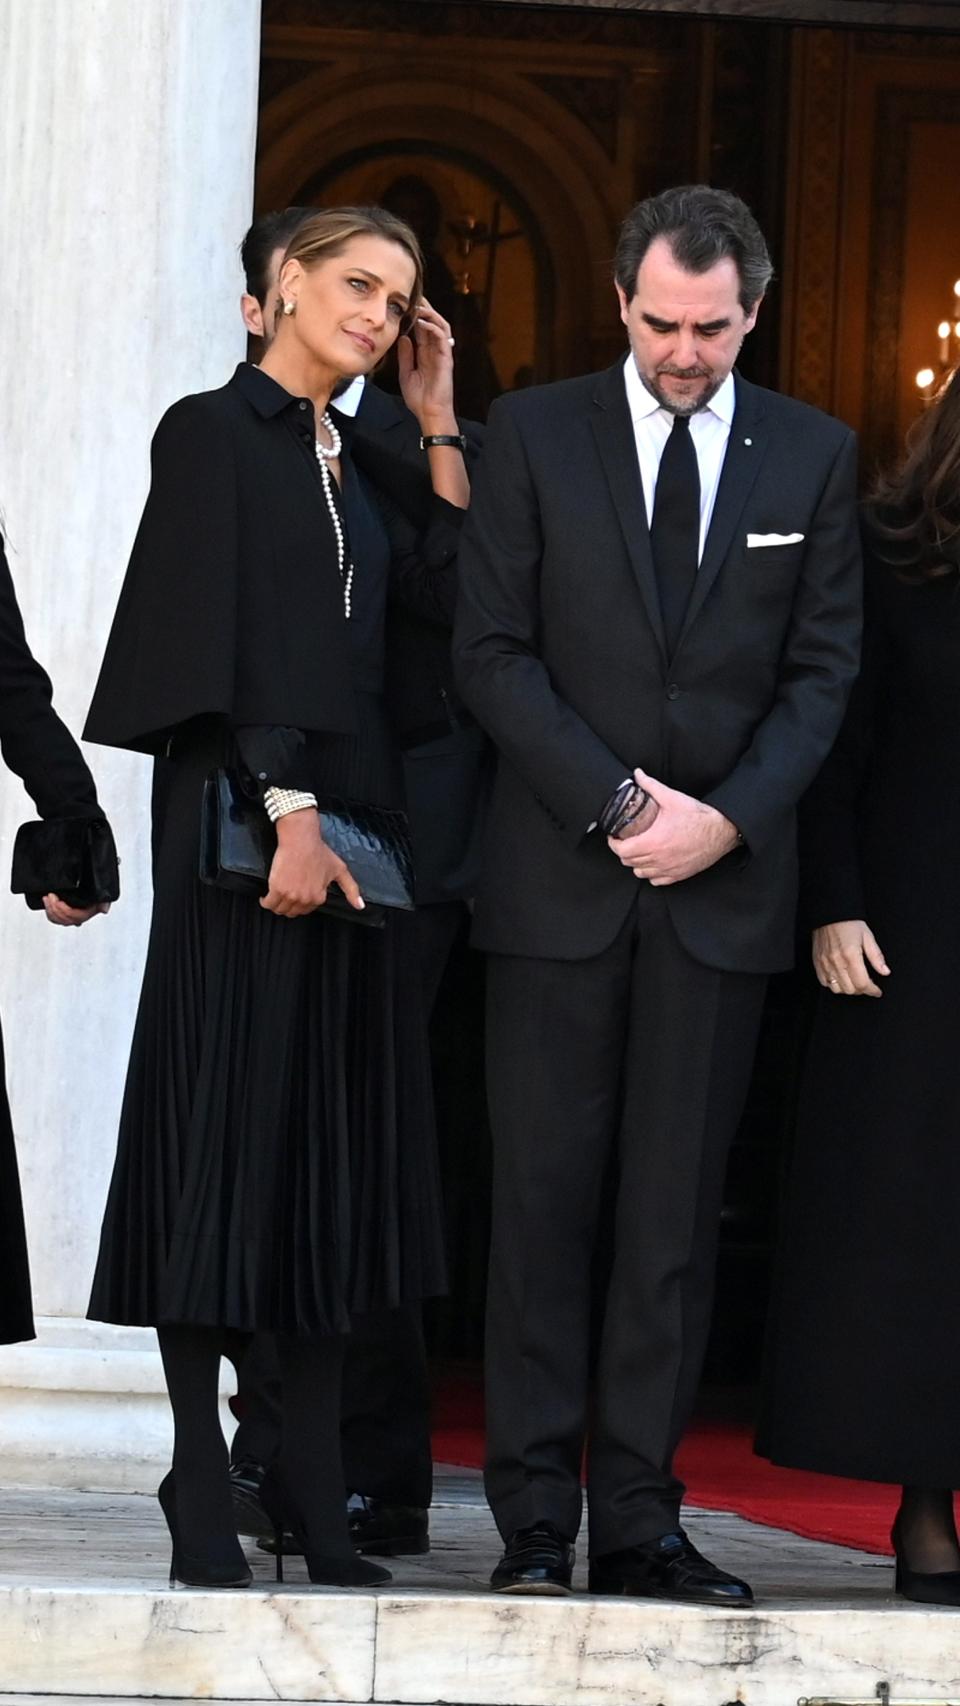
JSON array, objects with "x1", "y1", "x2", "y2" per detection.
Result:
[
  {"x1": 229, "y1": 209, "x2": 487, "y2": 1560},
  {"x1": 454, "y1": 185, "x2": 862, "y2": 1603}
]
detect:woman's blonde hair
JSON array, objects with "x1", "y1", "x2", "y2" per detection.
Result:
[{"x1": 281, "y1": 206, "x2": 424, "y2": 332}]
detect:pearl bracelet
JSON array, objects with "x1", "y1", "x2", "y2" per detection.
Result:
[{"x1": 264, "y1": 786, "x2": 319, "y2": 823}]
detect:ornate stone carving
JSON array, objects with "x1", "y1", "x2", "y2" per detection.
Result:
[
  {"x1": 707, "y1": 23, "x2": 791, "y2": 391},
  {"x1": 782, "y1": 29, "x2": 847, "y2": 412},
  {"x1": 854, "y1": 27, "x2": 960, "y2": 56},
  {"x1": 263, "y1": 0, "x2": 687, "y2": 49},
  {"x1": 529, "y1": 73, "x2": 620, "y2": 159}
]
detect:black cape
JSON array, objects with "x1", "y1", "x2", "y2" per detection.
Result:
[{"x1": 84, "y1": 367, "x2": 361, "y2": 756}]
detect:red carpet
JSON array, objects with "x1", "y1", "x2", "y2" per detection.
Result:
[{"x1": 432, "y1": 1378, "x2": 897, "y2": 1556}]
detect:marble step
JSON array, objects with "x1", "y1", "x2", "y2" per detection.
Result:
[
  {"x1": 3, "y1": 1576, "x2": 960, "y2": 1706},
  {"x1": 1, "y1": 1483, "x2": 958, "y2": 1706}
]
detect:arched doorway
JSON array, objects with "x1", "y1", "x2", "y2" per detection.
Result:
[{"x1": 255, "y1": 63, "x2": 629, "y2": 389}]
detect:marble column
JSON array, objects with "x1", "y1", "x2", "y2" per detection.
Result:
[{"x1": 0, "y1": 0, "x2": 261, "y2": 1487}]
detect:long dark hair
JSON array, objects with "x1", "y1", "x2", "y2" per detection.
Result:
[{"x1": 866, "y1": 366, "x2": 960, "y2": 581}]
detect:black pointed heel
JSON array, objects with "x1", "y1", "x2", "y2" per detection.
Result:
[
  {"x1": 259, "y1": 1467, "x2": 392, "y2": 1588},
  {"x1": 157, "y1": 1471, "x2": 252, "y2": 1589},
  {"x1": 891, "y1": 1517, "x2": 960, "y2": 1607}
]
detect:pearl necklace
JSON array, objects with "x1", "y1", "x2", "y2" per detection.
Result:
[{"x1": 314, "y1": 411, "x2": 354, "y2": 620}]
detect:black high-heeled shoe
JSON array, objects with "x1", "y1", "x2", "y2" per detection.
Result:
[
  {"x1": 891, "y1": 1515, "x2": 960, "y2": 1606},
  {"x1": 259, "y1": 1466, "x2": 392, "y2": 1587},
  {"x1": 157, "y1": 1471, "x2": 252, "y2": 1589}
]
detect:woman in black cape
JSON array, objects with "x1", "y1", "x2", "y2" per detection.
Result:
[
  {"x1": 759, "y1": 367, "x2": 960, "y2": 1605},
  {"x1": 0, "y1": 531, "x2": 111, "y2": 1346},
  {"x1": 84, "y1": 207, "x2": 466, "y2": 1589}
]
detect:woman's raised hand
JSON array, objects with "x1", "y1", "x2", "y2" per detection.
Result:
[
  {"x1": 261, "y1": 808, "x2": 364, "y2": 919},
  {"x1": 812, "y1": 919, "x2": 890, "y2": 997},
  {"x1": 397, "y1": 298, "x2": 457, "y2": 429}
]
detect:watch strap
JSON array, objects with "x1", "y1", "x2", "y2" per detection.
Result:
[{"x1": 420, "y1": 433, "x2": 467, "y2": 451}]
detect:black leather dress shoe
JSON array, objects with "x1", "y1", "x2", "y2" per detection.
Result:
[
  {"x1": 348, "y1": 1497, "x2": 430, "y2": 1557},
  {"x1": 490, "y1": 1522, "x2": 575, "y2": 1595},
  {"x1": 588, "y1": 1530, "x2": 754, "y2": 1606},
  {"x1": 229, "y1": 1458, "x2": 271, "y2": 1540}
]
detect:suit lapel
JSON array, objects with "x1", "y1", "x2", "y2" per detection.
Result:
[
  {"x1": 589, "y1": 363, "x2": 667, "y2": 658},
  {"x1": 354, "y1": 381, "x2": 407, "y2": 440},
  {"x1": 677, "y1": 374, "x2": 768, "y2": 644}
]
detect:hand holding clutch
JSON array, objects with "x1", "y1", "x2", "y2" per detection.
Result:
[{"x1": 11, "y1": 816, "x2": 120, "y2": 914}]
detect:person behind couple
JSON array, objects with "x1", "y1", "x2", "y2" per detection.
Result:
[
  {"x1": 0, "y1": 529, "x2": 113, "y2": 1353},
  {"x1": 453, "y1": 183, "x2": 862, "y2": 1603},
  {"x1": 82, "y1": 205, "x2": 460, "y2": 1589},
  {"x1": 227, "y1": 205, "x2": 485, "y2": 1563},
  {"x1": 758, "y1": 366, "x2": 960, "y2": 1607}
]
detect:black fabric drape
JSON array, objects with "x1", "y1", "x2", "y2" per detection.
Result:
[
  {"x1": 0, "y1": 531, "x2": 103, "y2": 1344},
  {"x1": 84, "y1": 367, "x2": 359, "y2": 759},
  {"x1": 759, "y1": 556, "x2": 960, "y2": 1483}
]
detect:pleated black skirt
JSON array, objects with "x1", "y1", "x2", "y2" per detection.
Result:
[
  {"x1": 0, "y1": 1020, "x2": 35, "y2": 1345},
  {"x1": 89, "y1": 702, "x2": 446, "y2": 1337}
]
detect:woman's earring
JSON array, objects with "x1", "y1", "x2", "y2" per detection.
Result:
[{"x1": 282, "y1": 299, "x2": 296, "y2": 316}]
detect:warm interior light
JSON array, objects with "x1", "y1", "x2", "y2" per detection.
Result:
[
  {"x1": 916, "y1": 367, "x2": 936, "y2": 388},
  {"x1": 954, "y1": 280, "x2": 960, "y2": 296},
  {"x1": 938, "y1": 321, "x2": 952, "y2": 339}
]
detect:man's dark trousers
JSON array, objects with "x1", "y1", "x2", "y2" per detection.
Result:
[{"x1": 484, "y1": 884, "x2": 766, "y2": 1552}]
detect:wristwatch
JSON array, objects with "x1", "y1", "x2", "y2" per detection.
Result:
[
  {"x1": 420, "y1": 433, "x2": 467, "y2": 451},
  {"x1": 598, "y1": 777, "x2": 651, "y2": 839}
]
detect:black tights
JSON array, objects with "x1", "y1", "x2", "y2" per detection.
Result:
[
  {"x1": 157, "y1": 1323, "x2": 351, "y2": 1561},
  {"x1": 157, "y1": 1325, "x2": 247, "y2": 1566},
  {"x1": 896, "y1": 1488, "x2": 960, "y2": 1573}
]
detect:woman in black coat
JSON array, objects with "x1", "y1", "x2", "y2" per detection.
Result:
[
  {"x1": 0, "y1": 532, "x2": 110, "y2": 1346},
  {"x1": 759, "y1": 367, "x2": 960, "y2": 1604},
  {"x1": 83, "y1": 207, "x2": 467, "y2": 1590}
]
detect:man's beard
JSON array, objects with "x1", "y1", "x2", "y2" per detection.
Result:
[{"x1": 640, "y1": 367, "x2": 725, "y2": 416}]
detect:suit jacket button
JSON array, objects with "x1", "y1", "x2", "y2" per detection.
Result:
[{"x1": 666, "y1": 683, "x2": 681, "y2": 700}]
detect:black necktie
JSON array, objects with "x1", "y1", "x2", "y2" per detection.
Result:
[{"x1": 650, "y1": 414, "x2": 700, "y2": 657}]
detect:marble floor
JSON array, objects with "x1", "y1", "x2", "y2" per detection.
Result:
[{"x1": 0, "y1": 1470, "x2": 958, "y2": 1706}]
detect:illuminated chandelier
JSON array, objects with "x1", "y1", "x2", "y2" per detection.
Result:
[{"x1": 916, "y1": 278, "x2": 960, "y2": 399}]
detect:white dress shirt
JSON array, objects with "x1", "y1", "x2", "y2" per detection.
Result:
[
  {"x1": 332, "y1": 374, "x2": 366, "y2": 417},
  {"x1": 623, "y1": 355, "x2": 735, "y2": 565}
]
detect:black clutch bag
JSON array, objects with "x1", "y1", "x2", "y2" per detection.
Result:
[
  {"x1": 11, "y1": 816, "x2": 120, "y2": 911},
  {"x1": 199, "y1": 768, "x2": 415, "y2": 927}
]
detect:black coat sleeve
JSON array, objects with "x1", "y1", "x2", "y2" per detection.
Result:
[
  {"x1": 0, "y1": 535, "x2": 100, "y2": 819},
  {"x1": 797, "y1": 561, "x2": 890, "y2": 928},
  {"x1": 453, "y1": 397, "x2": 630, "y2": 841},
  {"x1": 347, "y1": 407, "x2": 481, "y2": 629},
  {"x1": 380, "y1": 489, "x2": 464, "y2": 629}
]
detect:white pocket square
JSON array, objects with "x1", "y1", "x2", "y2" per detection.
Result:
[{"x1": 746, "y1": 531, "x2": 805, "y2": 548}]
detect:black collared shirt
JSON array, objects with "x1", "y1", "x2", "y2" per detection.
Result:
[{"x1": 235, "y1": 364, "x2": 389, "y2": 694}]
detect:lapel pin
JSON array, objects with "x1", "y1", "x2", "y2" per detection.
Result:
[{"x1": 744, "y1": 437, "x2": 753, "y2": 446}]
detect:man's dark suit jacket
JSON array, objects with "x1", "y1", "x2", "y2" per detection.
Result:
[{"x1": 453, "y1": 361, "x2": 862, "y2": 975}]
